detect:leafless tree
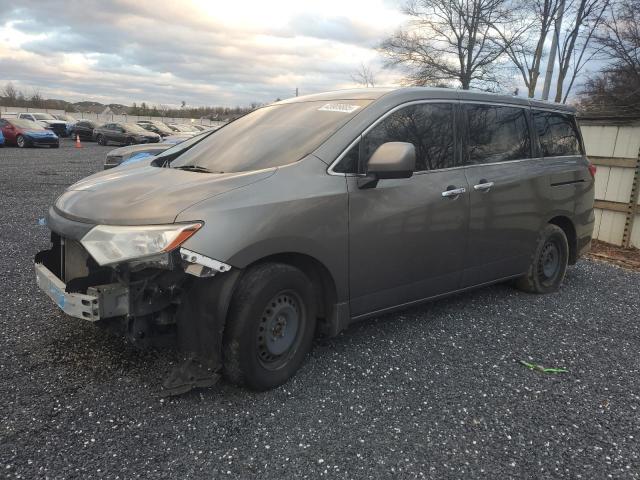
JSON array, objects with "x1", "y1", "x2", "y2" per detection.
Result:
[
  {"x1": 554, "y1": 0, "x2": 610, "y2": 102},
  {"x1": 580, "y1": 0, "x2": 640, "y2": 112},
  {"x1": 495, "y1": 0, "x2": 561, "y2": 97},
  {"x1": 380, "y1": 0, "x2": 517, "y2": 90},
  {"x1": 351, "y1": 62, "x2": 377, "y2": 87},
  {"x1": 2, "y1": 82, "x2": 19, "y2": 106}
]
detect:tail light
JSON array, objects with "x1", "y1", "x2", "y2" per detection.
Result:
[{"x1": 588, "y1": 163, "x2": 597, "y2": 178}]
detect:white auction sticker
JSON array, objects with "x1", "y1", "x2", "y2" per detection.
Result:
[{"x1": 318, "y1": 103, "x2": 361, "y2": 113}]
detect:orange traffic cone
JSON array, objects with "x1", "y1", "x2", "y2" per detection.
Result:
[{"x1": 75, "y1": 134, "x2": 82, "y2": 148}]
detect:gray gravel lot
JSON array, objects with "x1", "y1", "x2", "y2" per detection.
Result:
[{"x1": 1, "y1": 140, "x2": 640, "y2": 479}]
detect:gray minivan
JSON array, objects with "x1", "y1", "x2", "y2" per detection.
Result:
[{"x1": 35, "y1": 88, "x2": 595, "y2": 394}]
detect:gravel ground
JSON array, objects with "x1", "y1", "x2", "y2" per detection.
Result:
[{"x1": 1, "y1": 140, "x2": 640, "y2": 479}]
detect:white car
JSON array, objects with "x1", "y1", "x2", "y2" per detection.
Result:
[{"x1": 17, "y1": 112, "x2": 69, "y2": 137}]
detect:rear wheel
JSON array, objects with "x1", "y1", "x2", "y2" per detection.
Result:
[
  {"x1": 223, "y1": 263, "x2": 316, "y2": 390},
  {"x1": 126, "y1": 137, "x2": 134, "y2": 145},
  {"x1": 516, "y1": 224, "x2": 568, "y2": 294},
  {"x1": 16, "y1": 135, "x2": 26, "y2": 148}
]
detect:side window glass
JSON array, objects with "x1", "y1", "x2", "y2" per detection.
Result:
[
  {"x1": 466, "y1": 105, "x2": 531, "y2": 164},
  {"x1": 332, "y1": 142, "x2": 359, "y2": 174},
  {"x1": 533, "y1": 111, "x2": 582, "y2": 156},
  {"x1": 361, "y1": 103, "x2": 455, "y2": 172}
]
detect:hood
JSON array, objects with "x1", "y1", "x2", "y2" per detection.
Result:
[
  {"x1": 42, "y1": 120, "x2": 67, "y2": 126},
  {"x1": 25, "y1": 129, "x2": 56, "y2": 136},
  {"x1": 107, "y1": 144, "x2": 169, "y2": 157},
  {"x1": 54, "y1": 165, "x2": 276, "y2": 225}
]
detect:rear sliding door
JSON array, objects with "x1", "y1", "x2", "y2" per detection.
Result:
[{"x1": 461, "y1": 103, "x2": 544, "y2": 287}]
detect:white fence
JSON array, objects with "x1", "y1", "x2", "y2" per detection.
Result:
[
  {"x1": 580, "y1": 118, "x2": 640, "y2": 248},
  {"x1": 0, "y1": 105, "x2": 225, "y2": 128}
]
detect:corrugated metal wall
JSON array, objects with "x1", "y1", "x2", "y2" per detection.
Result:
[{"x1": 581, "y1": 122, "x2": 640, "y2": 248}]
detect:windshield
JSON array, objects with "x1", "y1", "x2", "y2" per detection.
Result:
[
  {"x1": 172, "y1": 124, "x2": 197, "y2": 132},
  {"x1": 170, "y1": 100, "x2": 371, "y2": 173},
  {"x1": 32, "y1": 113, "x2": 56, "y2": 120},
  {"x1": 155, "y1": 131, "x2": 213, "y2": 161},
  {"x1": 12, "y1": 119, "x2": 44, "y2": 130},
  {"x1": 56, "y1": 114, "x2": 76, "y2": 122},
  {"x1": 147, "y1": 121, "x2": 174, "y2": 134},
  {"x1": 124, "y1": 123, "x2": 151, "y2": 134}
]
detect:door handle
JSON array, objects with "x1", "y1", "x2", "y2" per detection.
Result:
[
  {"x1": 473, "y1": 181, "x2": 494, "y2": 191},
  {"x1": 441, "y1": 187, "x2": 466, "y2": 198}
]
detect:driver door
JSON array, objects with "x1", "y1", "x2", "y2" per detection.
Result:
[{"x1": 346, "y1": 102, "x2": 470, "y2": 317}]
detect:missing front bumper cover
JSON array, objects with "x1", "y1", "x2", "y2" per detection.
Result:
[{"x1": 35, "y1": 262, "x2": 129, "y2": 321}]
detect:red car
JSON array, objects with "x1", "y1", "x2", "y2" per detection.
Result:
[{"x1": 0, "y1": 117, "x2": 60, "y2": 148}]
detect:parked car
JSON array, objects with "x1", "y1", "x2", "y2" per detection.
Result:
[
  {"x1": 93, "y1": 122, "x2": 161, "y2": 146},
  {"x1": 104, "y1": 143, "x2": 173, "y2": 169},
  {"x1": 137, "y1": 120, "x2": 176, "y2": 137},
  {"x1": 73, "y1": 120, "x2": 97, "y2": 141},
  {"x1": 0, "y1": 128, "x2": 4, "y2": 147},
  {"x1": 16, "y1": 112, "x2": 68, "y2": 137},
  {"x1": 168, "y1": 123, "x2": 199, "y2": 133},
  {"x1": 34, "y1": 88, "x2": 595, "y2": 394},
  {"x1": 0, "y1": 117, "x2": 59, "y2": 148},
  {"x1": 52, "y1": 114, "x2": 78, "y2": 136}
]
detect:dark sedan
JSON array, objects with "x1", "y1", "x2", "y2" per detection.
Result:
[
  {"x1": 93, "y1": 122, "x2": 161, "y2": 146},
  {"x1": 74, "y1": 120, "x2": 97, "y2": 141},
  {"x1": 137, "y1": 120, "x2": 175, "y2": 137}
]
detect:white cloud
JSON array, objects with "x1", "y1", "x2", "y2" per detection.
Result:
[{"x1": 0, "y1": 0, "x2": 406, "y2": 106}]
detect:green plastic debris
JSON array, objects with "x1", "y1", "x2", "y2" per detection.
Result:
[{"x1": 519, "y1": 360, "x2": 567, "y2": 373}]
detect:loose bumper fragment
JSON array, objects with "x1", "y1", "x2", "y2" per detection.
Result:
[{"x1": 180, "y1": 248, "x2": 231, "y2": 277}]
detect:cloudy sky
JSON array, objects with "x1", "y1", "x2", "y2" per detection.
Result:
[{"x1": 0, "y1": 0, "x2": 407, "y2": 107}]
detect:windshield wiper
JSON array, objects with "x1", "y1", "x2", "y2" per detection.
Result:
[{"x1": 173, "y1": 165, "x2": 218, "y2": 173}]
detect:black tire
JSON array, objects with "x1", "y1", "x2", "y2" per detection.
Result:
[
  {"x1": 516, "y1": 224, "x2": 569, "y2": 294},
  {"x1": 223, "y1": 263, "x2": 317, "y2": 390},
  {"x1": 51, "y1": 143, "x2": 59, "y2": 149},
  {"x1": 126, "y1": 137, "x2": 134, "y2": 146},
  {"x1": 96, "y1": 134, "x2": 106, "y2": 146},
  {"x1": 16, "y1": 134, "x2": 26, "y2": 148}
]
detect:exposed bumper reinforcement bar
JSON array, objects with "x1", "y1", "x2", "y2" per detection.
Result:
[{"x1": 34, "y1": 262, "x2": 129, "y2": 321}]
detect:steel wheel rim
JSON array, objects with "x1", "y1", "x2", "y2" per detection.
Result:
[
  {"x1": 17, "y1": 136, "x2": 24, "y2": 147},
  {"x1": 539, "y1": 240, "x2": 560, "y2": 280},
  {"x1": 257, "y1": 290, "x2": 303, "y2": 370}
]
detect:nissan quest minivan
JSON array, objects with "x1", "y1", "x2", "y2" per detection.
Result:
[{"x1": 35, "y1": 88, "x2": 595, "y2": 394}]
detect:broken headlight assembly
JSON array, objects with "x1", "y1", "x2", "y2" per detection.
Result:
[{"x1": 80, "y1": 223, "x2": 202, "y2": 266}]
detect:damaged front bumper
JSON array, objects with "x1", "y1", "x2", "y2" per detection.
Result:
[{"x1": 34, "y1": 231, "x2": 231, "y2": 325}]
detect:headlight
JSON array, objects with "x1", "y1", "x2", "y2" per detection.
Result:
[{"x1": 80, "y1": 223, "x2": 202, "y2": 266}]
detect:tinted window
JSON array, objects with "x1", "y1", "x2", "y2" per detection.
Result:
[
  {"x1": 332, "y1": 142, "x2": 360, "y2": 174},
  {"x1": 349, "y1": 103, "x2": 454, "y2": 173},
  {"x1": 171, "y1": 100, "x2": 371, "y2": 173},
  {"x1": 533, "y1": 111, "x2": 582, "y2": 156},
  {"x1": 466, "y1": 105, "x2": 531, "y2": 164}
]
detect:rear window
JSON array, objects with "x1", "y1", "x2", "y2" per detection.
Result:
[
  {"x1": 533, "y1": 111, "x2": 582, "y2": 157},
  {"x1": 465, "y1": 105, "x2": 531, "y2": 164},
  {"x1": 170, "y1": 100, "x2": 371, "y2": 173}
]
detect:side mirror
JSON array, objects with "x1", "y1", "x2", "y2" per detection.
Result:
[{"x1": 358, "y1": 142, "x2": 415, "y2": 189}]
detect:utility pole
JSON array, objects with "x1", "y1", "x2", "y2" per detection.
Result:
[
  {"x1": 295, "y1": 87, "x2": 299, "y2": 97},
  {"x1": 542, "y1": 0, "x2": 566, "y2": 101}
]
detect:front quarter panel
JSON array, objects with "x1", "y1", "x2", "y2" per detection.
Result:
[{"x1": 176, "y1": 156, "x2": 349, "y2": 300}]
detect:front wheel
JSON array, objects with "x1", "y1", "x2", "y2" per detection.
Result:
[
  {"x1": 16, "y1": 135, "x2": 26, "y2": 148},
  {"x1": 223, "y1": 263, "x2": 317, "y2": 390},
  {"x1": 96, "y1": 134, "x2": 106, "y2": 146},
  {"x1": 516, "y1": 224, "x2": 568, "y2": 294}
]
